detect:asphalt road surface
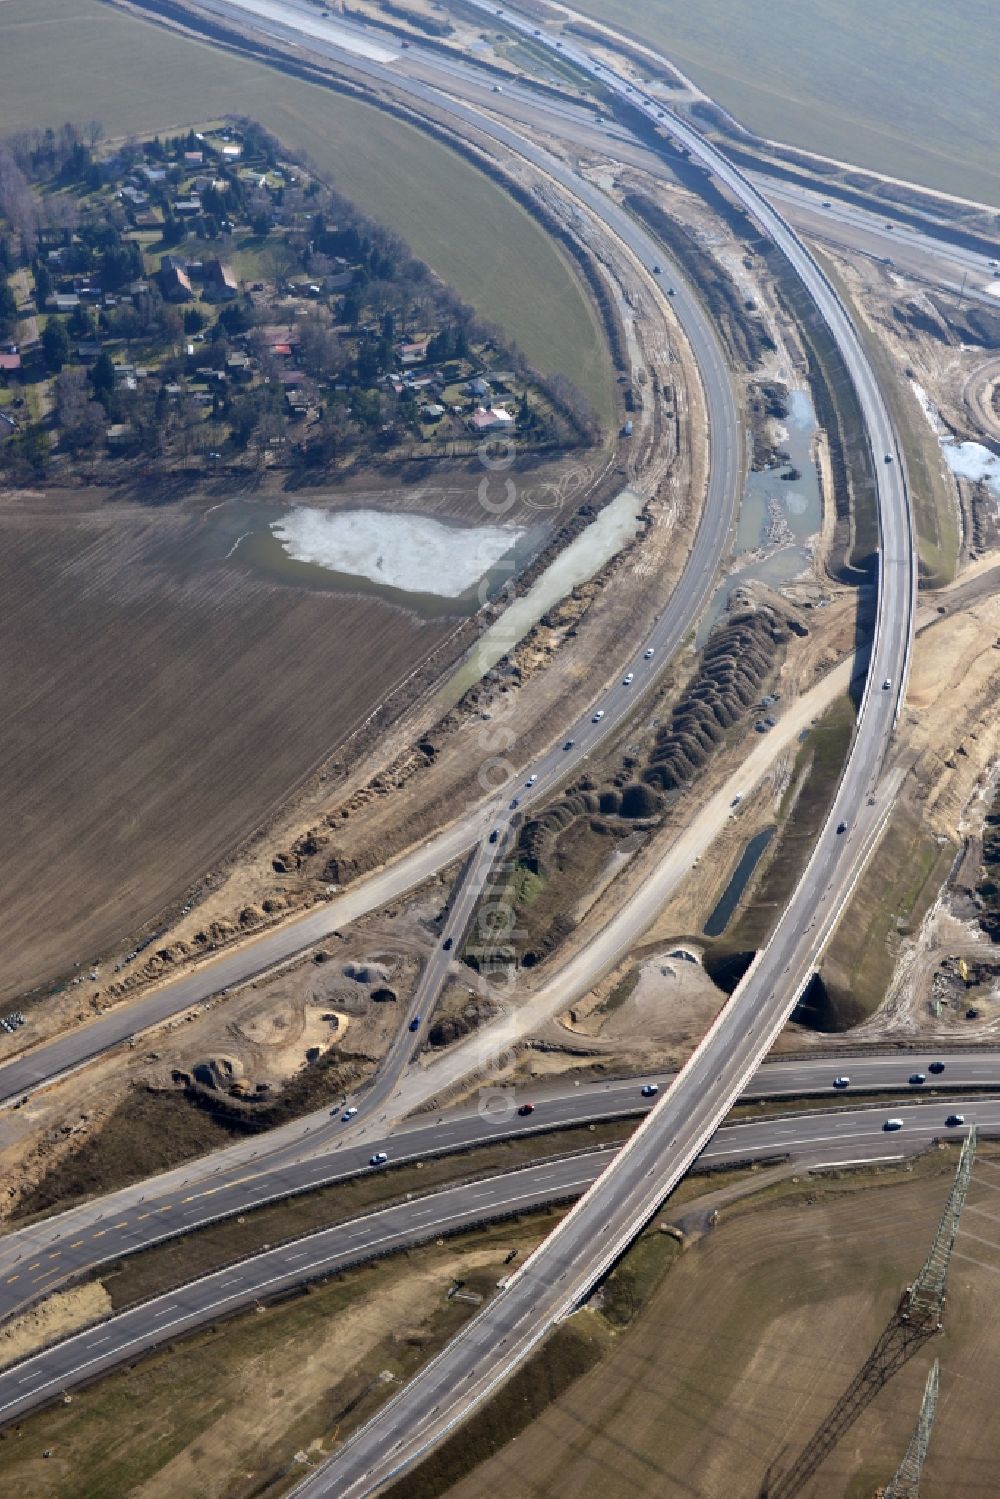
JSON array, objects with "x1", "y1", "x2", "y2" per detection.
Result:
[
  {"x1": 0, "y1": 1095, "x2": 991, "y2": 1433},
  {"x1": 1, "y1": 1052, "x2": 989, "y2": 1322}
]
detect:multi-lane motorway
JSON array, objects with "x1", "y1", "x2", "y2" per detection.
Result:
[
  {"x1": 2, "y1": 1053, "x2": 995, "y2": 1323},
  {"x1": 0, "y1": 1095, "x2": 992, "y2": 1432}
]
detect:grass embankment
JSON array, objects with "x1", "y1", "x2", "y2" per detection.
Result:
[
  {"x1": 818, "y1": 251, "x2": 960, "y2": 586},
  {"x1": 0, "y1": 0, "x2": 614, "y2": 418},
  {"x1": 570, "y1": 0, "x2": 1000, "y2": 207},
  {"x1": 817, "y1": 804, "x2": 955, "y2": 1027},
  {"x1": 382, "y1": 1230, "x2": 680, "y2": 1499},
  {"x1": 0, "y1": 1219, "x2": 560, "y2": 1499},
  {"x1": 705, "y1": 695, "x2": 857, "y2": 988}
]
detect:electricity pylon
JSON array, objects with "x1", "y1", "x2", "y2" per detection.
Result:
[
  {"x1": 882, "y1": 1359, "x2": 940, "y2": 1499},
  {"x1": 761, "y1": 1129, "x2": 975, "y2": 1499}
]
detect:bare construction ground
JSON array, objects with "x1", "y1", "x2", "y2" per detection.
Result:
[{"x1": 442, "y1": 1151, "x2": 1000, "y2": 1499}]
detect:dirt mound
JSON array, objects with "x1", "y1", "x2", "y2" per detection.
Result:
[
  {"x1": 192, "y1": 1055, "x2": 245, "y2": 1091},
  {"x1": 646, "y1": 603, "x2": 794, "y2": 792},
  {"x1": 343, "y1": 961, "x2": 390, "y2": 984}
]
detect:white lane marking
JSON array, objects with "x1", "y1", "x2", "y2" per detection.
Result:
[{"x1": 808, "y1": 1154, "x2": 903, "y2": 1169}]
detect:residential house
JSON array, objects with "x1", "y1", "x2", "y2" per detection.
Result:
[
  {"x1": 399, "y1": 337, "x2": 430, "y2": 366},
  {"x1": 203, "y1": 259, "x2": 238, "y2": 300},
  {"x1": 0, "y1": 344, "x2": 22, "y2": 373},
  {"x1": 159, "y1": 256, "x2": 193, "y2": 301},
  {"x1": 468, "y1": 405, "x2": 514, "y2": 433}
]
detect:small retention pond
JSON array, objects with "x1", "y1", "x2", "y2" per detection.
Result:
[
  {"x1": 698, "y1": 388, "x2": 821, "y2": 645},
  {"x1": 703, "y1": 826, "x2": 775, "y2": 938}
]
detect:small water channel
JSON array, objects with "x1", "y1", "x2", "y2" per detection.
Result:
[
  {"x1": 438, "y1": 486, "x2": 645, "y2": 706},
  {"x1": 697, "y1": 388, "x2": 821, "y2": 645},
  {"x1": 703, "y1": 826, "x2": 775, "y2": 938}
]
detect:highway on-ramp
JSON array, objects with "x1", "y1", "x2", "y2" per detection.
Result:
[{"x1": 0, "y1": 1096, "x2": 991, "y2": 1433}]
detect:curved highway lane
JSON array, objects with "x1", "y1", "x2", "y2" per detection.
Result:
[{"x1": 274, "y1": 3, "x2": 919, "y2": 1490}]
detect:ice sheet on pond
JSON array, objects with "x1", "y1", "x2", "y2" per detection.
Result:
[{"x1": 271, "y1": 507, "x2": 523, "y2": 599}]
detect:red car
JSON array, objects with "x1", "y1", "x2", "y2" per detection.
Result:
[{"x1": 517, "y1": 1103, "x2": 535, "y2": 1116}]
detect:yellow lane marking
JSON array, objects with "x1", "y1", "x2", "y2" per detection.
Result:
[
  {"x1": 70, "y1": 1239, "x2": 85, "y2": 1248},
  {"x1": 5, "y1": 1276, "x2": 18, "y2": 1285},
  {"x1": 92, "y1": 1230, "x2": 106, "y2": 1239},
  {"x1": 113, "y1": 1220, "x2": 129, "y2": 1229}
]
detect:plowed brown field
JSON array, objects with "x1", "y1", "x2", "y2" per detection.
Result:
[
  {"x1": 0, "y1": 490, "x2": 456, "y2": 1003},
  {"x1": 445, "y1": 1155, "x2": 1000, "y2": 1499}
]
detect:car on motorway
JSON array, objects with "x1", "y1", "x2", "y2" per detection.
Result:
[
  {"x1": 517, "y1": 1103, "x2": 535, "y2": 1115},
  {"x1": 884, "y1": 452, "x2": 894, "y2": 463},
  {"x1": 526, "y1": 773, "x2": 538, "y2": 786},
  {"x1": 641, "y1": 1083, "x2": 659, "y2": 1097},
  {"x1": 652, "y1": 263, "x2": 662, "y2": 274},
  {"x1": 510, "y1": 796, "x2": 520, "y2": 809},
  {"x1": 644, "y1": 647, "x2": 655, "y2": 659},
  {"x1": 563, "y1": 739, "x2": 575, "y2": 750},
  {"x1": 369, "y1": 1152, "x2": 389, "y2": 1166},
  {"x1": 883, "y1": 1118, "x2": 904, "y2": 1131},
  {"x1": 340, "y1": 1106, "x2": 358, "y2": 1120},
  {"x1": 946, "y1": 1113, "x2": 966, "y2": 1127},
  {"x1": 409, "y1": 1016, "x2": 421, "y2": 1032},
  {"x1": 489, "y1": 828, "x2": 499, "y2": 844},
  {"x1": 836, "y1": 821, "x2": 848, "y2": 834},
  {"x1": 882, "y1": 678, "x2": 892, "y2": 690},
  {"x1": 623, "y1": 672, "x2": 634, "y2": 685},
  {"x1": 832, "y1": 1076, "x2": 850, "y2": 1089},
  {"x1": 442, "y1": 936, "x2": 453, "y2": 951},
  {"x1": 667, "y1": 286, "x2": 676, "y2": 296},
  {"x1": 929, "y1": 1061, "x2": 945, "y2": 1074},
  {"x1": 592, "y1": 709, "x2": 605, "y2": 722},
  {"x1": 909, "y1": 1072, "x2": 927, "y2": 1085}
]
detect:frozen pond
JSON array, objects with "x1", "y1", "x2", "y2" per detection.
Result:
[
  {"x1": 271, "y1": 508, "x2": 523, "y2": 599},
  {"x1": 941, "y1": 441, "x2": 1000, "y2": 501},
  {"x1": 911, "y1": 378, "x2": 1000, "y2": 503}
]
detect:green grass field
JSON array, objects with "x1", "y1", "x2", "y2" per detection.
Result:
[
  {"x1": 0, "y1": 0, "x2": 613, "y2": 417},
  {"x1": 573, "y1": 0, "x2": 1000, "y2": 207}
]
